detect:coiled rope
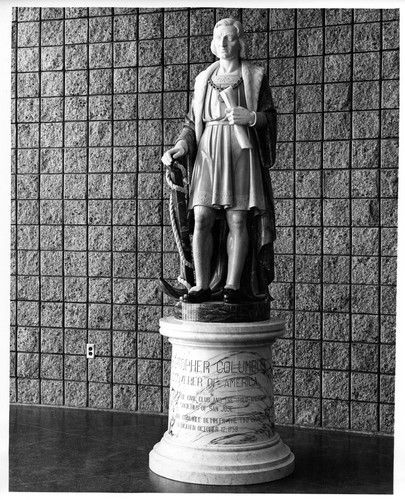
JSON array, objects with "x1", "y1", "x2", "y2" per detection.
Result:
[{"x1": 165, "y1": 164, "x2": 194, "y2": 289}]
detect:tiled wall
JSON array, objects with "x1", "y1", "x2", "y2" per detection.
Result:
[{"x1": 10, "y1": 7, "x2": 398, "y2": 434}]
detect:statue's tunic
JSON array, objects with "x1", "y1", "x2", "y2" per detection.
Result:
[{"x1": 189, "y1": 69, "x2": 266, "y2": 212}]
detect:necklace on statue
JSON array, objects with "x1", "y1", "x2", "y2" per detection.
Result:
[{"x1": 208, "y1": 75, "x2": 243, "y2": 102}]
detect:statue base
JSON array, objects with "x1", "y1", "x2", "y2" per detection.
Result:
[
  {"x1": 149, "y1": 318, "x2": 295, "y2": 485},
  {"x1": 174, "y1": 300, "x2": 270, "y2": 323},
  {"x1": 150, "y1": 431, "x2": 294, "y2": 485}
]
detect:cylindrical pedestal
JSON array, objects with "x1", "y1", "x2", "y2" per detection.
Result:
[{"x1": 149, "y1": 317, "x2": 295, "y2": 485}]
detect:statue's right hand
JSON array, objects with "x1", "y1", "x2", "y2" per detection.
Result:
[{"x1": 161, "y1": 143, "x2": 187, "y2": 166}]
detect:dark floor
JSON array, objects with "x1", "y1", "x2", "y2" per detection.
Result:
[{"x1": 9, "y1": 404, "x2": 393, "y2": 493}]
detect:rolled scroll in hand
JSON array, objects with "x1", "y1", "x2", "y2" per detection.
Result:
[{"x1": 219, "y1": 86, "x2": 252, "y2": 150}]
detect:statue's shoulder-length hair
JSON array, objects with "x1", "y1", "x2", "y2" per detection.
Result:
[{"x1": 210, "y1": 18, "x2": 248, "y2": 59}]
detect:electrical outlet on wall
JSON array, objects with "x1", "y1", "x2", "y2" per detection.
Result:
[{"x1": 86, "y1": 344, "x2": 95, "y2": 359}]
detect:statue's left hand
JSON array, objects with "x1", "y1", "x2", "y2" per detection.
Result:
[{"x1": 225, "y1": 106, "x2": 255, "y2": 126}]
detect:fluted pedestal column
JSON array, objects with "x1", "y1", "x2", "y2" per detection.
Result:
[{"x1": 149, "y1": 317, "x2": 294, "y2": 485}]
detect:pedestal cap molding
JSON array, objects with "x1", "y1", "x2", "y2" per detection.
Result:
[{"x1": 160, "y1": 317, "x2": 285, "y2": 344}]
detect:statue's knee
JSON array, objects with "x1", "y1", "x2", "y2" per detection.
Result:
[
  {"x1": 194, "y1": 215, "x2": 211, "y2": 232},
  {"x1": 194, "y1": 209, "x2": 215, "y2": 232},
  {"x1": 227, "y1": 212, "x2": 247, "y2": 233}
]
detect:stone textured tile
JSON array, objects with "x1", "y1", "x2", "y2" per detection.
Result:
[
  {"x1": 65, "y1": 18, "x2": 88, "y2": 45},
  {"x1": 352, "y1": 257, "x2": 379, "y2": 284},
  {"x1": 17, "y1": 275, "x2": 39, "y2": 301},
  {"x1": 64, "y1": 355, "x2": 87, "y2": 381},
  {"x1": 351, "y1": 402, "x2": 378, "y2": 432},
  {"x1": 41, "y1": 328, "x2": 63, "y2": 354},
  {"x1": 323, "y1": 399, "x2": 350, "y2": 429},
  {"x1": 113, "y1": 252, "x2": 136, "y2": 278},
  {"x1": 294, "y1": 397, "x2": 321, "y2": 426},
  {"x1": 380, "y1": 315, "x2": 396, "y2": 344},
  {"x1": 138, "y1": 359, "x2": 161, "y2": 385},
  {"x1": 17, "y1": 378, "x2": 40, "y2": 404},
  {"x1": 88, "y1": 357, "x2": 112, "y2": 383},
  {"x1": 297, "y1": 8, "x2": 323, "y2": 28},
  {"x1": 138, "y1": 385, "x2": 161, "y2": 412},
  {"x1": 138, "y1": 331, "x2": 161, "y2": 358},
  {"x1": 269, "y1": 30, "x2": 295, "y2": 58},
  {"x1": 64, "y1": 329, "x2": 87, "y2": 355},
  {"x1": 17, "y1": 352, "x2": 40, "y2": 378},
  {"x1": 297, "y1": 28, "x2": 321, "y2": 57},
  {"x1": 295, "y1": 312, "x2": 321, "y2": 340},
  {"x1": 380, "y1": 404, "x2": 394, "y2": 433},
  {"x1": 113, "y1": 304, "x2": 137, "y2": 330},
  {"x1": 113, "y1": 331, "x2": 137, "y2": 358},
  {"x1": 41, "y1": 380, "x2": 63, "y2": 405},
  {"x1": 295, "y1": 255, "x2": 321, "y2": 283},
  {"x1": 354, "y1": 22, "x2": 380, "y2": 52},
  {"x1": 42, "y1": 8, "x2": 64, "y2": 20},
  {"x1": 269, "y1": 58, "x2": 295, "y2": 86},
  {"x1": 88, "y1": 330, "x2": 111, "y2": 357},
  {"x1": 10, "y1": 379, "x2": 17, "y2": 403},
  {"x1": 323, "y1": 199, "x2": 350, "y2": 226},
  {"x1": 65, "y1": 381, "x2": 87, "y2": 407},
  {"x1": 352, "y1": 314, "x2": 379, "y2": 343},
  {"x1": 41, "y1": 302, "x2": 63, "y2": 328},
  {"x1": 323, "y1": 371, "x2": 349, "y2": 400},
  {"x1": 352, "y1": 285, "x2": 379, "y2": 314},
  {"x1": 88, "y1": 303, "x2": 112, "y2": 329},
  {"x1": 380, "y1": 375, "x2": 395, "y2": 404},
  {"x1": 41, "y1": 277, "x2": 63, "y2": 302},
  {"x1": 89, "y1": 200, "x2": 112, "y2": 225},
  {"x1": 325, "y1": 25, "x2": 352, "y2": 54},
  {"x1": 380, "y1": 344, "x2": 395, "y2": 374},
  {"x1": 274, "y1": 395, "x2": 293, "y2": 424},
  {"x1": 351, "y1": 372, "x2": 378, "y2": 402},
  {"x1": 351, "y1": 343, "x2": 379, "y2": 372},
  {"x1": 325, "y1": 54, "x2": 352, "y2": 82},
  {"x1": 323, "y1": 227, "x2": 350, "y2": 255},
  {"x1": 274, "y1": 367, "x2": 293, "y2": 395},
  {"x1": 88, "y1": 382, "x2": 112, "y2": 409},
  {"x1": 17, "y1": 7, "x2": 40, "y2": 22},
  {"x1": 323, "y1": 141, "x2": 350, "y2": 169},
  {"x1": 295, "y1": 369, "x2": 321, "y2": 397},
  {"x1": 323, "y1": 170, "x2": 350, "y2": 198},
  {"x1": 41, "y1": 354, "x2": 63, "y2": 380},
  {"x1": 113, "y1": 358, "x2": 137, "y2": 384},
  {"x1": 323, "y1": 342, "x2": 350, "y2": 370},
  {"x1": 273, "y1": 339, "x2": 294, "y2": 367},
  {"x1": 113, "y1": 384, "x2": 137, "y2": 411}
]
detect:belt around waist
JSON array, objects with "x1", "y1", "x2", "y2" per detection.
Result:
[{"x1": 205, "y1": 121, "x2": 230, "y2": 127}]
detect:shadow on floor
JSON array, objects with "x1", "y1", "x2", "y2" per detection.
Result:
[{"x1": 9, "y1": 404, "x2": 393, "y2": 493}]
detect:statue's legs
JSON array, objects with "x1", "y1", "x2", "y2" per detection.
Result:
[
  {"x1": 189, "y1": 205, "x2": 216, "y2": 291},
  {"x1": 185, "y1": 207, "x2": 248, "y2": 301},
  {"x1": 225, "y1": 209, "x2": 248, "y2": 290}
]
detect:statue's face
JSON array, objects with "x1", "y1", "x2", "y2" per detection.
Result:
[{"x1": 213, "y1": 25, "x2": 240, "y2": 60}]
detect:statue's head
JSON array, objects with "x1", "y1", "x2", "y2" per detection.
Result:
[{"x1": 211, "y1": 18, "x2": 248, "y2": 60}]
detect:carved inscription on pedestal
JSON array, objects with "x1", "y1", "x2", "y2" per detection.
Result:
[{"x1": 168, "y1": 347, "x2": 274, "y2": 446}]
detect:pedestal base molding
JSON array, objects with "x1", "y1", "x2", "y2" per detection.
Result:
[{"x1": 150, "y1": 431, "x2": 294, "y2": 485}]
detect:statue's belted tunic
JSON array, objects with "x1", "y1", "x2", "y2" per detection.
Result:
[{"x1": 177, "y1": 60, "x2": 277, "y2": 301}]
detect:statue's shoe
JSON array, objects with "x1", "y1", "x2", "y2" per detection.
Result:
[
  {"x1": 181, "y1": 288, "x2": 211, "y2": 303},
  {"x1": 223, "y1": 288, "x2": 242, "y2": 304}
]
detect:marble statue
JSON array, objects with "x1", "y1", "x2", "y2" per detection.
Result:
[
  {"x1": 151, "y1": 21, "x2": 295, "y2": 483},
  {"x1": 161, "y1": 18, "x2": 277, "y2": 304}
]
